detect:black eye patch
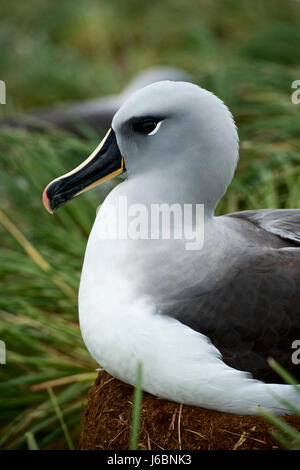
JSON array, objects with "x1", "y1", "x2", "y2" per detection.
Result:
[{"x1": 130, "y1": 116, "x2": 163, "y2": 135}]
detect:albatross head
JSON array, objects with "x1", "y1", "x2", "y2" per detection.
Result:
[{"x1": 43, "y1": 81, "x2": 239, "y2": 217}]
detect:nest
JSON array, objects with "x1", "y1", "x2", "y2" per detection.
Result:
[{"x1": 78, "y1": 370, "x2": 300, "y2": 450}]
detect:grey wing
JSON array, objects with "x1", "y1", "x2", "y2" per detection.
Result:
[
  {"x1": 226, "y1": 209, "x2": 300, "y2": 245},
  {"x1": 159, "y1": 248, "x2": 300, "y2": 383}
]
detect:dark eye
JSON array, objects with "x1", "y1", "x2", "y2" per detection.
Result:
[{"x1": 134, "y1": 119, "x2": 158, "y2": 135}]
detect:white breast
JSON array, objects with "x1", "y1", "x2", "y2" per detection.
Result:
[{"x1": 78, "y1": 203, "x2": 300, "y2": 415}]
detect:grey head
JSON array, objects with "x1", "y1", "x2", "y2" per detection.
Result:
[
  {"x1": 112, "y1": 80, "x2": 239, "y2": 213},
  {"x1": 44, "y1": 80, "x2": 239, "y2": 217}
]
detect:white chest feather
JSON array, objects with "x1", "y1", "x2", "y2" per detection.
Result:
[{"x1": 78, "y1": 207, "x2": 300, "y2": 415}]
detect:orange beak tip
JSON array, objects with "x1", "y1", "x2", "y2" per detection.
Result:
[{"x1": 42, "y1": 185, "x2": 54, "y2": 214}]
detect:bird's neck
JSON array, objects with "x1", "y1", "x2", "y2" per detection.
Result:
[{"x1": 107, "y1": 176, "x2": 217, "y2": 221}]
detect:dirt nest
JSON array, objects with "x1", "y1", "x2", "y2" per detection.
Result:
[{"x1": 78, "y1": 370, "x2": 300, "y2": 450}]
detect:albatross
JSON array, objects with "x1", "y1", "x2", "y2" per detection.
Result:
[{"x1": 43, "y1": 81, "x2": 300, "y2": 415}]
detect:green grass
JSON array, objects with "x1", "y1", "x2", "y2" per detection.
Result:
[
  {"x1": 0, "y1": 128, "x2": 101, "y2": 449},
  {"x1": 25, "y1": 432, "x2": 39, "y2": 450},
  {"x1": 0, "y1": 0, "x2": 300, "y2": 450},
  {"x1": 47, "y1": 387, "x2": 75, "y2": 450},
  {"x1": 257, "y1": 361, "x2": 300, "y2": 450},
  {"x1": 129, "y1": 362, "x2": 143, "y2": 450}
]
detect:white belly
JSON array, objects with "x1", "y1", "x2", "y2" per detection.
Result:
[{"x1": 78, "y1": 210, "x2": 300, "y2": 415}]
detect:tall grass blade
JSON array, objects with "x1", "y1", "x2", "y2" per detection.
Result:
[
  {"x1": 47, "y1": 387, "x2": 75, "y2": 450},
  {"x1": 257, "y1": 361, "x2": 300, "y2": 449},
  {"x1": 129, "y1": 362, "x2": 143, "y2": 450},
  {"x1": 25, "y1": 432, "x2": 39, "y2": 450}
]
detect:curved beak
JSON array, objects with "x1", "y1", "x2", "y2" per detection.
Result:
[{"x1": 42, "y1": 129, "x2": 124, "y2": 213}]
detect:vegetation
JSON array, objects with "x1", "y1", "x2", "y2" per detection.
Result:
[
  {"x1": 257, "y1": 360, "x2": 300, "y2": 450},
  {"x1": 0, "y1": 0, "x2": 299, "y2": 449}
]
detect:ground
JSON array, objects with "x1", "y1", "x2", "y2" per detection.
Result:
[{"x1": 79, "y1": 370, "x2": 300, "y2": 450}]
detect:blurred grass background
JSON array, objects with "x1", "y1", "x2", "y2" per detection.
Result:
[{"x1": 0, "y1": 0, "x2": 300, "y2": 449}]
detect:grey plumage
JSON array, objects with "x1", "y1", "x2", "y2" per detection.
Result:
[{"x1": 159, "y1": 210, "x2": 300, "y2": 383}]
